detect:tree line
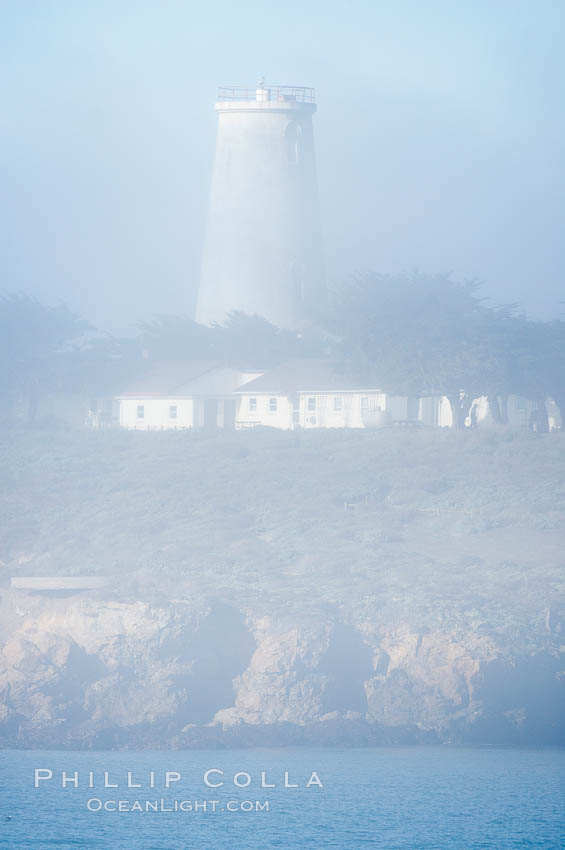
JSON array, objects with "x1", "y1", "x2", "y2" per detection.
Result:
[
  {"x1": 328, "y1": 272, "x2": 565, "y2": 430},
  {"x1": 1, "y1": 274, "x2": 564, "y2": 429}
]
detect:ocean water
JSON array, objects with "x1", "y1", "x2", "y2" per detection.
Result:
[{"x1": 0, "y1": 747, "x2": 564, "y2": 849}]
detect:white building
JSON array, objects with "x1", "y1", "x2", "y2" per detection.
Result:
[
  {"x1": 196, "y1": 83, "x2": 324, "y2": 327},
  {"x1": 234, "y1": 360, "x2": 419, "y2": 431},
  {"x1": 116, "y1": 361, "x2": 261, "y2": 430},
  {"x1": 114, "y1": 359, "x2": 560, "y2": 434}
]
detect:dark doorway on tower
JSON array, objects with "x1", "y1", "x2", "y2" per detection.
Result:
[{"x1": 285, "y1": 120, "x2": 302, "y2": 165}]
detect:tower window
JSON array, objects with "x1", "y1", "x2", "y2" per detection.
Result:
[{"x1": 284, "y1": 120, "x2": 302, "y2": 165}]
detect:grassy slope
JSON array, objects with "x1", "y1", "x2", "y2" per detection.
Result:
[{"x1": 1, "y1": 427, "x2": 565, "y2": 642}]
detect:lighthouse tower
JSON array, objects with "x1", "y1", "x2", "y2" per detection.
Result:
[{"x1": 196, "y1": 82, "x2": 325, "y2": 328}]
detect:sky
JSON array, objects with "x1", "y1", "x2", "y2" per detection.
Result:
[{"x1": 1, "y1": 0, "x2": 564, "y2": 333}]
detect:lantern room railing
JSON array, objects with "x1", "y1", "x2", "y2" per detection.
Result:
[{"x1": 217, "y1": 86, "x2": 316, "y2": 104}]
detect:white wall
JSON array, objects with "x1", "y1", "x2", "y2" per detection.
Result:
[
  {"x1": 197, "y1": 95, "x2": 324, "y2": 327},
  {"x1": 423, "y1": 394, "x2": 538, "y2": 429},
  {"x1": 438, "y1": 396, "x2": 454, "y2": 427},
  {"x1": 235, "y1": 394, "x2": 293, "y2": 430},
  {"x1": 236, "y1": 391, "x2": 415, "y2": 430},
  {"x1": 119, "y1": 398, "x2": 194, "y2": 430},
  {"x1": 120, "y1": 390, "x2": 556, "y2": 432},
  {"x1": 419, "y1": 396, "x2": 449, "y2": 427},
  {"x1": 472, "y1": 394, "x2": 534, "y2": 429},
  {"x1": 299, "y1": 392, "x2": 413, "y2": 428},
  {"x1": 299, "y1": 392, "x2": 378, "y2": 428}
]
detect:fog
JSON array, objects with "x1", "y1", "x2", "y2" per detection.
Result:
[
  {"x1": 2, "y1": 0, "x2": 564, "y2": 333},
  {"x1": 1, "y1": 0, "x2": 565, "y2": 759}
]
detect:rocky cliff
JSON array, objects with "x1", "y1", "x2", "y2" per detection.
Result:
[
  {"x1": 2, "y1": 428, "x2": 565, "y2": 748},
  {"x1": 2, "y1": 590, "x2": 563, "y2": 749}
]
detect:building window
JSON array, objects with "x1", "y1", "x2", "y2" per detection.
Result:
[
  {"x1": 307, "y1": 397, "x2": 316, "y2": 411},
  {"x1": 269, "y1": 398, "x2": 278, "y2": 412},
  {"x1": 249, "y1": 398, "x2": 257, "y2": 412},
  {"x1": 361, "y1": 397, "x2": 369, "y2": 413},
  {"x1": 333, "y1": 396, "x2": 343, "y2": 411},
  {"x1": 169, "y1": 405, "x2": 177, "y2": 419},
  {"x1": 136, "y1": 405, "x2": 145, "y2": 419}
]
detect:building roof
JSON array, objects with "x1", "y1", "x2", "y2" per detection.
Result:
[
  {"x1": 235, "y1": 359, "x2": 383, "y2": 395},
  {"x1": 117, "y1": 360, "x2": 222, "y2": 398},
  {"x1": 117, "y1": 361, "x2": 264, "y2": 399},
  {"x1": 179, "y1": 367, "x2": 263, "y2": 398}
]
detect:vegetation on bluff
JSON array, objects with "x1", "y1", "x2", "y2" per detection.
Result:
[{"x1": 2, "y1": 427, "x2": 564, "y2": 646}]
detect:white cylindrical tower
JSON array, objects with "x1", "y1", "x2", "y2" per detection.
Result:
[{"x1": 196, "y1": 83, "x2": 325, "y2": 328}]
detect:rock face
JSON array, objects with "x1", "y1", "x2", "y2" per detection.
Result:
[{"x1": 1, "y1": 590, "x2": 564, "y2": 749}]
